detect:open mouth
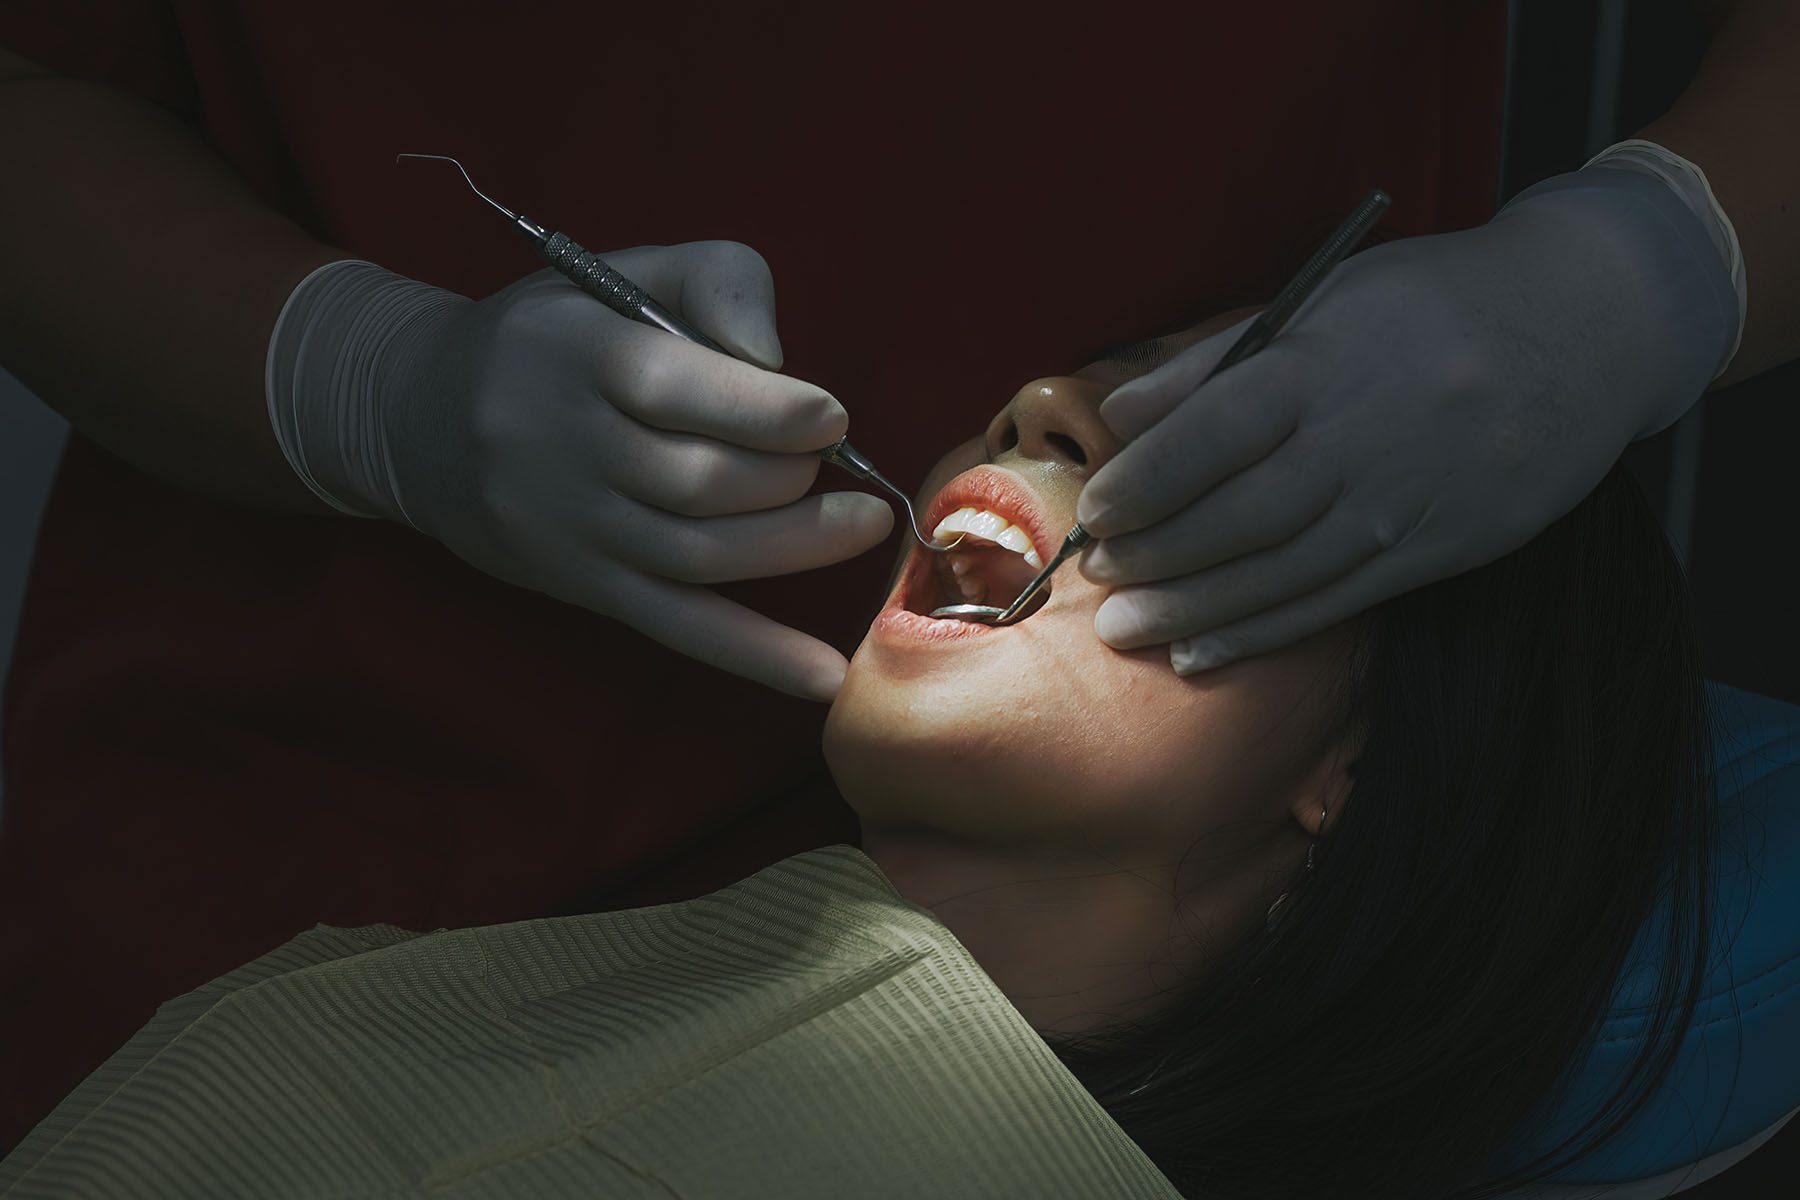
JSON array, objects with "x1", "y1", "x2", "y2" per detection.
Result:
[
  {"x1": 899, "y1": 467, "x2": 1057, "y2": 625},
  {"x1": 915, "y1": 522, "x2": 1053, "y2": 619}
]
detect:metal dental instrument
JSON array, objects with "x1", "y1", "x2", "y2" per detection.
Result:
[
  {"x1": 396, "y1": 153, "x2": 963, "y2": 553},
  {"x1": 932, "y1": 186, "x2": 1393, "y2": 626}
]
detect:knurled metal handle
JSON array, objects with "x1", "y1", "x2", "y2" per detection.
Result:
[
  {"x1": 541, "y1": 231, "x2": 653, "y2": 313},
  {"x1": 540, "y1": 231, "x2": 726, "y2": 352}
]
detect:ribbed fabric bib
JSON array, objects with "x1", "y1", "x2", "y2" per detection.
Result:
[{"x1": 0, "y1": 845, "x2": 1180, "y2": 1198}]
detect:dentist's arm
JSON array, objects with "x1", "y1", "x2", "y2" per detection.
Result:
[
  {"x1": 0, "y1": 48, "x2": 341, "y2": 511},
  {"x1": 1639, "y1": 0, "x2": 1800, "y2": 389},
  {"x1": 0, "y1": 49, "x2": 891, "y2": 701}
]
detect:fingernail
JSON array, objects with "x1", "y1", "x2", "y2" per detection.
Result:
[
  {"x1": 1075, "y1": 493, "x2": 1109, "y2": 534},
  {"x1": 1098, "y1": 384, "x2": 1154, "y2": 439},
  {"x1": 808, "y1": 662, "x2": 846, "y2": 703},
  {"x1": 857, "y1": 492, "x2": 895, "y2": 534},
  {"x1": 812, "y1": 394, "x2": 849, "y2": 444},
  {"x1": 824, "y1": 491, "x2": 894, "y2": 539},
  {"x1": 1077, "y1": 544, "x2": 1114, "y2": 582},
  {"x1": 1170, "y1": 637, "x2": 1226, "y2": 675},
  {"x1": 1092, "y1": 599, "x2": 1131, "y2": 648},
  {"x1": 1096, "y1": 394, "x2": 1135, "y2": 437}
]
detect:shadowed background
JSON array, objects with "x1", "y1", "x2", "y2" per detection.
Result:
[{"x1": 0, "y1": 0, "x2": 1794, "y2": 1188}]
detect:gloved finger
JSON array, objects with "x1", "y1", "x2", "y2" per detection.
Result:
[
  {"x1": 1093, "y1": 311, "x2": 1263, "y2": 443},
  {"x1": 599, "y1": 490, "x2": 895, "y2": 584},
  {"x1": 594, "y1": 314, "x2": 847, "y2": 454},
  {"x1": 1167, "y1": 549, "x2": 1421, "y2": 675},
  {"x1": 603, "y1": 241, "x2": 785, "y2": 370},
  {"x1": 596, "y1": 404, "x2": 822, "y2": 517},
  {"x1": 553, "y1": 559, "x2": 852, "y2": 702},
  {"x1": 1076, "y1": 351, "x2": 1300, "y2": 539},
  {"x1": 1092, "y1": 508, "x2": 1382, "y2": 649},
  {"x1": 1081, "y1": 442, "x2": 1340, "y2": 585}
]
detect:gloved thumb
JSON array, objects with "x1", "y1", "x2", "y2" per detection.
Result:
[
  {"x1": 1099, "y1": 310, "x2": 1263, "y2": 442},
  {"x1": 607, "y1": 240, "x2": 786, "y2": 370}
]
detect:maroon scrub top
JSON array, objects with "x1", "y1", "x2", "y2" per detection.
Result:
[{"x1": 0, "y1": 0, "x2": 1508, "y2": 1147}]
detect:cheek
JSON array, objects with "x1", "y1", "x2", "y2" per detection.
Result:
[
  {"x1": 824, "y1": 676, "x2": 1097, "y2": 845},
  {"x1": 826, "y1": 650, "x2": 1251, "y2": 848},
  {"x1": 827, "y1": 635, "x2": 1351, "y2": 852},
  {"x1": 1003, "y1": 658, "x2": 1248, "y2": 842}
]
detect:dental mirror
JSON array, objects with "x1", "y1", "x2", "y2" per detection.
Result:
[
  {"x1": 930, "y1": 604, "x2": 1008, "y2": 621},
  {"x1": 930, "y1": 523, "x2": 1088, "y2": 626}
]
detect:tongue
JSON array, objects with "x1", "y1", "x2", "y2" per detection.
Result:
[{"x1": 960, "y1": 544, "x2": 1043, "y2": 609}]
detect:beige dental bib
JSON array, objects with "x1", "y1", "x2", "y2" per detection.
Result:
[{"x1": 1, "y1": 846, "x2": 1180, "y2": 1199}]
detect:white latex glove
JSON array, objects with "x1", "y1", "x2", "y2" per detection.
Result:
[
  {"x1": 1076, "y1": 164, "x2": 1742, "y2": 673},
  {"x1": 266, "y1": 242, "x2": 892, "y2": 702}
]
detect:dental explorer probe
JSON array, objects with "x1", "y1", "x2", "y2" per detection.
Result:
[
  {"x1": 932, "y1": 187, "x2": 1393, "y2": 626},
  {"x1": 395, "y1": 153, "x2": 963, "y2": 553}
]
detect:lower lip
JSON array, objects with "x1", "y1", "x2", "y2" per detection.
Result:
[
  {"x1": 870, "y1": 550, "x2": 1017, "y2": 645},
  {"x1": 871, "y1": 602, "x2": 999, "y2": 643}
]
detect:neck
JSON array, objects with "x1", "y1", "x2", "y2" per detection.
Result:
[{"x1": 859, "y1": 822, "x2": 1282, "y2": 1036}]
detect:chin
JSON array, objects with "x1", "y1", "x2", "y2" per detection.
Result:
[
  {"x1": 824, "y1": 628, "x2": 1188, "y2": 850},
  {"x1": 823, "y1": 673, "x2": 1051, "y2": 846}
]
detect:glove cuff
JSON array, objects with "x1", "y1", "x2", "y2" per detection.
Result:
[
  {"x1": 1502, "y1": 141, "x2": 1746, "y2": 387},
  {"x1": 264, "y1": 260, "x2": 464, "y2": 524},
  {"x1": 1582, "y1": 138, "x2": 1747, "y2": 380}
]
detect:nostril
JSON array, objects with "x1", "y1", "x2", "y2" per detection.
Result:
[
  {"x1": 1046, "y1": 432, "x2": 1087, "y2": 465},
  {"x1": 998, "y1": 423, "x2": 1020, "y2": 452}
]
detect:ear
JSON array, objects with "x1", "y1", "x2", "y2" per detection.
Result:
[{"x1": 1287, "y1": 735, "x2": 1358, "y2": 839}]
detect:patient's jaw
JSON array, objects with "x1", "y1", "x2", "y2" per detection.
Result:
[{"x1": 823, "y1": 326, "x2": 1358, "y2": 1033}]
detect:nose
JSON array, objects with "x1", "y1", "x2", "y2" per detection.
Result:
[{"x1": 984, "y1": 377, "x2": 1124, "y2": 474}]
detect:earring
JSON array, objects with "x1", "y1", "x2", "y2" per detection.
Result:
[{"x1": 1266, "y1": 799, "x2": 1327, "y2": 931}]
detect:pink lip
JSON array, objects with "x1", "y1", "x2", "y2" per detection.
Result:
[
  {"x1": 871, "y1": 465, "x2": 1063, "y2": 647},
  {"x1": 870, "y1": 604, "x2": 999, "y2": 643},
  {"x1": 920, "y1": 465, "x2": 1060, "y2": 565}
]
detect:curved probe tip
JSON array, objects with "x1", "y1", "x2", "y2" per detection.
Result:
[{"x1": 395, "y1": 152, "x2": 521, "y2": 223}]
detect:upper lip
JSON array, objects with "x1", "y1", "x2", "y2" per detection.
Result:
[{"x1": 920, "y1": 465, "x2": 1061, "y2": 563}]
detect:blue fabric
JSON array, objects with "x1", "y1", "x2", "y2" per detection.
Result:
[{"x1": 1488, "y1": 680, "x2": 1800, "y2": 1182}]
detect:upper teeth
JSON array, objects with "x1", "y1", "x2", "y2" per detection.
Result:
[{"x1": 931, "y1": 507, "x2": 1045, "y2": 569}]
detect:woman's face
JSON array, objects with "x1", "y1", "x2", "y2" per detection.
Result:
[
  {"x1": 822, "y1": 319, "x2": 1361, "y2": 1030},
  {"x1": 826, "y1": 324, "x2": 1357, "y2": 854}
]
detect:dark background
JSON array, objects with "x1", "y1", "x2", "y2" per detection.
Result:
[
  {"x1": 0, "y1": 0, "x2": 1790, "y2": 1189},
  {"x1": 1501, "y1": 0, "x2": 1798, "y2": 1192}
]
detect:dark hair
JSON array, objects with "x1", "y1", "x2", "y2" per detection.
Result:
[{"x1": 1041, "y1": 462, "x2": 1716, "y2": 1199}]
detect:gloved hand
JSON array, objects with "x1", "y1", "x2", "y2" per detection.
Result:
[
  {"x1": 1075, "y1": 164, "x2": 1742, "y2": 673},
  {"x1": 265, "y1": 242, "x2": 892, "y2": 702}
]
